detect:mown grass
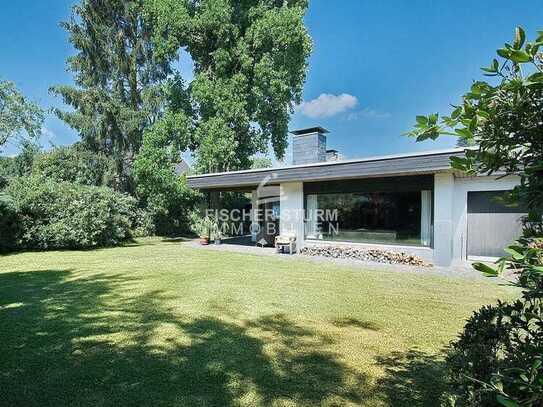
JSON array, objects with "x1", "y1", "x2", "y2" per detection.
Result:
[{"x1": 0, "y1": 238, "x2": 518, "y2": 406}]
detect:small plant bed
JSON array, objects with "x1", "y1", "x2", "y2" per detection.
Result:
[{"x1": 300, "y1": 245, "x2": 432, "y2": 266}]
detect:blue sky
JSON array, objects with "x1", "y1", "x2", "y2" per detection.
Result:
[{"x1": 1, "y1": 1, "x2": 542, "y2": 162}]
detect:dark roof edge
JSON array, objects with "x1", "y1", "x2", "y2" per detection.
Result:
[
  {"x1": 290, "y1": 126, "x2": 330, "y2": 135},
  {"x1": 187, "y1": 148, "x2": 471, "y2": 180}
]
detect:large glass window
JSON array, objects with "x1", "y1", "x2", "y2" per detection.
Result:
[{"x1": 305, "y1": 190, "x2": 432, "y2": 247}]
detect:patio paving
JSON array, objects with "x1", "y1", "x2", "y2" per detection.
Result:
[
  {"x1": 186, "y1": 235, "x2": 278, "y2": 256},
  {"x1": 185, "y1": 236, "x2": 507, "y2": 282}
]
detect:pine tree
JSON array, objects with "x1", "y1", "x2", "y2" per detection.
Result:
[{"x1": 51, "y1": 0, "x2": 171, "y2": 190}]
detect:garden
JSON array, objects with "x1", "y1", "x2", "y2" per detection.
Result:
[
  {"x1": 0, "y1": 238, "x2": 519, "y2": 406},
  {"x1": 0, "y1": 0, "x2": 541, "y2": 404}
]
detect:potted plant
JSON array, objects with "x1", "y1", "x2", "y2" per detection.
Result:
[
  {"x1": 190, "y1": 213, "x2": 213, "y2": 245},
  {"x1": 212, "y1": 226, "x2": 224, "y2": 245},
  {"x1": 199, "y1": 227, "x2": 210, "y2": 245}
]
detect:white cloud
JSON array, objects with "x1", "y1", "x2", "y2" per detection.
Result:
[
  {"x1": 297, "y1": 93, "x2": 358, "y2": 118},
  {"x1": 345, "y1": 108, "x2": 391, "y2": 121}
]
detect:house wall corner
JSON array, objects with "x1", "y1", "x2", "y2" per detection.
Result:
[
  {"x1": 433, "y1": 173, "x2": 455, "y2": 266},
  {"x1": 279, "y1": 182, "x2": 305, "y2": 249}
]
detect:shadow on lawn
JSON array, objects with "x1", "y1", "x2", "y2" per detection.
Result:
[
  {"x1": 331, "y1": 317, "x2": 381, "y2": 331},
  {"x1": 375, "y1": 349, "x2": 448, "y2": 406},
  {"x1": 0, "y1": 269, "x2": 369, "y2": 406}
]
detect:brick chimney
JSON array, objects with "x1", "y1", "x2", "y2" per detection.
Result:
[{"x1": 290, "y1": 126, "x2": 330, "y2": 165}]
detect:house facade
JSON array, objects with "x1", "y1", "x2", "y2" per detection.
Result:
[{"x1": 187, "y1": 127, "x2": 523, "y2": 267}]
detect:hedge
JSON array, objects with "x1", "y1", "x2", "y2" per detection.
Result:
[{"x1": 4, "y1": 177, "x2": 137, "y2": 250}]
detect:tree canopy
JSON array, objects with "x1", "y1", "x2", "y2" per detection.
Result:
[
  {"x1": 48, "y1": 0, "x2": 312, "y2": 233},
  {"x1": 53, "y1": 0, "x2": 312, "y2": 178},
  {"x1": 146, "y1": 0, "x2": 312, "y2": 173},
  {"x1": 0, "y1": 80, "x2": 44, "y2": 149},
  {"x1": 51, "y1": 0, "x2": 172, "y2": 190},
  {"x1": 251, "y1": 156, "x2": 273, "y2": 169}
]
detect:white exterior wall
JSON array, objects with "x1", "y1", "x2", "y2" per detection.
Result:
[
  {"x1": 250, "y1": 190, "x2": 258, "y2": 242},
  {"x1": 433, "y1": 173, "x2": 520, "y2": 266},
  {"x1": 279, "y1": 182, "x2": 305, "y2": 249},
  {"x1": 450, "y1": 175, "x2": 520, "y2": 265},
  {"x1": 433, "y1": 173, "x2": 455, "y2": 266},
  {"x1": 273, "y1": 174, "x2": 520, "y2": 266}
]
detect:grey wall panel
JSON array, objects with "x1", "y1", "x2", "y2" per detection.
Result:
[
  {"x1": 187, "y1": 152, "x2": 463, "y2": 190},
  {"x1": 467, "y1": 191, "x2": 526, "y2": 257},
  {"x1": 467, "y1": 213, "x2": 524, "y2": 257}
]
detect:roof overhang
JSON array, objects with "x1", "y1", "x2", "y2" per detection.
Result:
[{"x1": 187, "y1": 149, "x2": 467, "y2": 191}]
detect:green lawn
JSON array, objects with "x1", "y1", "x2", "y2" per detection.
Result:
[{"x1": 0, "y1": 238, "x2": 518, "y2": 407}]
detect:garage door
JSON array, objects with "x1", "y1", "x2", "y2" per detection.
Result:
[{"x1": 467, "y1": 191, "x2": 525, "y2": 258}]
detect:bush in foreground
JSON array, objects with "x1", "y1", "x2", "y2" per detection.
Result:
[
  {"x1": 445, "y1": 237, "x2": 543, "y2": 407},
  {"x1": 445, "y1": 295, "x2": 542, "y2": 406},
  {"x1": 408, "y1": 26, "x2": 543, "y2": 406},
  {"x1": 5, "y1": 177, "x2": 136, "y2": 250}
]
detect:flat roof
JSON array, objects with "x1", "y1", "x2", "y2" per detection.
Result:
[{"x1": 187, "y1": 148, "x2": 469, "y2": 190}]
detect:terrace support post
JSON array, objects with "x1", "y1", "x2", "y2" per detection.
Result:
[
  {"x1": 208, "y1": 191, "x2": 220, "y2": 214},
  {"x1": 433, "y1": 173, "x2": 455, "y2": 267},
  {"x1": 250, "y1": 190, "x2": 258, "y2": 242},
  {"x1": 279, "y1": 182, "x2": 305, "y2": 251}
]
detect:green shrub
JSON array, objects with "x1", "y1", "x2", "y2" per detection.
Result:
[
  {"x1": 0, "y1": 192, "x2": 21, "y2": 251},
  {"x1": 446, "y1": 237, "x2": 543, "y2": 407},
  {"x1": 0, "y1": 141, "x2": 40, "y2": 184},
  {"x1": 133, "y1": 149, "x2": 199, "y2": 236},
  {"x1": 406, "y1": 26, "x2": 543, "y2": 406},
  {"x1": 130, "y1": 207, "x2": 156, "y2": 237},
  {"x1": 32, "y1": 144, "x2": 115, "y2": 187},
  {"x1": 189, "y1": 211, "x2": 219, "y2": 239},
  {"x1": 133, "y1": 114, "x2": 200, "y2": 236},
  {"x1": 7, "y1": 177, "x2": 136, "y2": 249},
  {"x1": 446, "y1": 294, "x2": 542, "y2": 406}
]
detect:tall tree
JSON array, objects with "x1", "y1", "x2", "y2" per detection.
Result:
[
  {"x1": 51, "y1": 0, "x2": 171, "y2": 190},
  {"x1": 132, "y1": 76, "x2": 198, "y2": 234},
  {"x1": 0, "y1": 80, "x2": 44, "y2": 149},
  {"x1": 146, "y1": 0, "x2": 312, "y2": 173}
]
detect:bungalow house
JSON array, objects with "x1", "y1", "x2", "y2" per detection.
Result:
[{"x1": 187, "y1": 127, "x2": 524, "y2": 267}]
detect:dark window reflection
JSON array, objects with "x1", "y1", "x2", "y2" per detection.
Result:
[{"x1": 305, "y1": 191, "x2": 432, "y2": 247}]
